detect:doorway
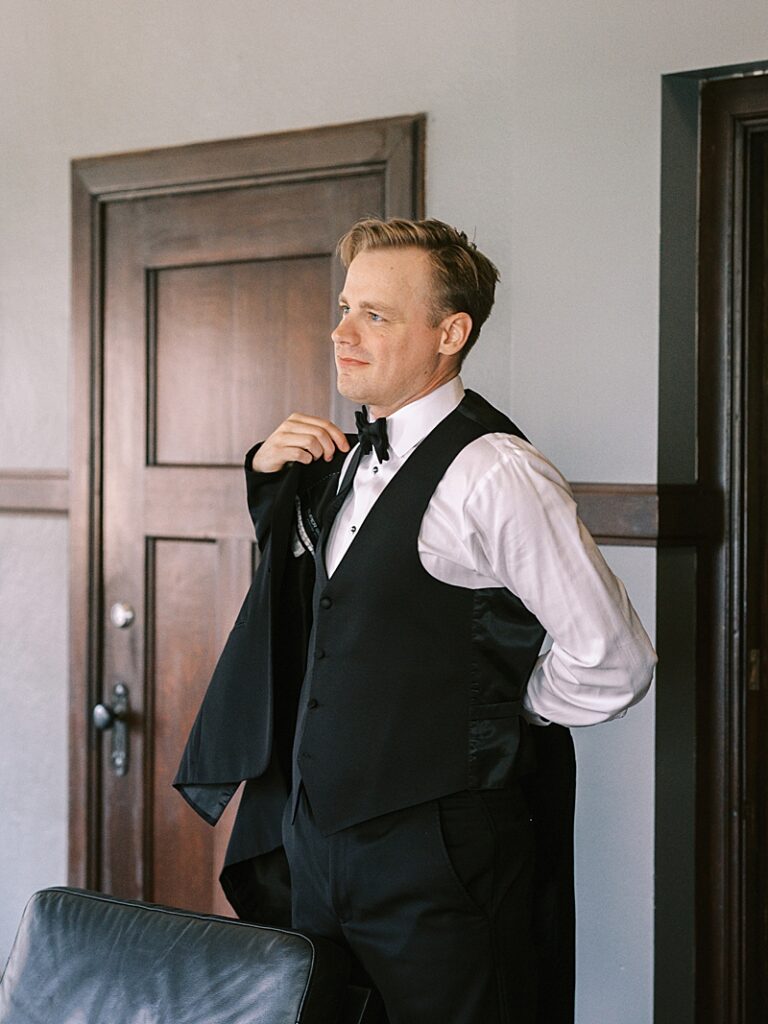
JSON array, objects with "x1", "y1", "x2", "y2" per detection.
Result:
[
  {"x1": 657, "y1": 68, "x2": 768, "y2": 1024},
  {"x1": 69, "y1": 116, "x2": 425, "y2": 915}
]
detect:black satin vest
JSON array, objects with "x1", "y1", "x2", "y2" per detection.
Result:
[{"x1": 295, "y1": 392, "x2": 546, "y2": 835}]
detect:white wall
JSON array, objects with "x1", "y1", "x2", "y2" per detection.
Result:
[
  {"x1": 0, "y1": 517, "x2": 68, "y2": 955},
  {"x1": 575, "y1": 547, "x2": 656, "y2": 1023},
  {"x1": 2, "y1": 0, "x2": 768, "y2": 1017}
]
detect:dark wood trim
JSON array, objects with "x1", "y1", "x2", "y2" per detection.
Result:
[
  {"x1": 0, "y1": 469, "x2": 700, "y2": 547},
  {"x1": 0, "y1": 463, "x2": 708, "y2": 547},
  {"x1": 742, "y1": 122, "x2": 767, "y2": 1024},
  {"x1": 0, "y1": 470, "x2": 707, "y2": 550},
  {"x1": 571, "y1": 482, "x2": 719, "y2": 547},
  {"x1": 72, "y1": 115, "x2": 426, "y2": 201},
  {"x1": 0, "y1": 462, "x2": 684, "y2": 549},
  {"x1": 69, "y1": 156, "x2": 104, "y2": 889},
  {"x1": 695, "y1": 76, "x2": 768, "y2": 1024},
  {"x1": 571, "y1": 482, "x2": 721, "y2": 547},
  {"x1": 0, "y1": 470, "x2": 69, "y2": 514},
  {"x1": 571, "y1": 483, "x2": 657, "y2": 545},
  {"x1": 656, "y1": 70, "x2": 768, "y2": 1024}
]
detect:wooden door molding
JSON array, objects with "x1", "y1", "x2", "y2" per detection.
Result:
[
  {"x1": 697, "y1": 76, "x2": 768, "y2": 1024},
  {"x1": 658, "y1": 69, "x2": 768, "y2": 1024},
  {"x1": 68, "y1": 115, "x2": 425, "y2": 892}
]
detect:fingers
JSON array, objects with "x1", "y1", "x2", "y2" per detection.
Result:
[
  {"x1": 251, "y1": 413, "x2": 350, "y2": 473},
  {"x1": 282, "y1": 413, "x2": 350, "y2": 461}
]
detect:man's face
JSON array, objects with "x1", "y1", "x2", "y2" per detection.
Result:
[{"x1": 332, "y1": 247, "x2": 457, "y2": 417}]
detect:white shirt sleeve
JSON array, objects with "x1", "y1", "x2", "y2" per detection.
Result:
[{"x1": 421, "y1": 434, "x2": 657, "y2": 727}]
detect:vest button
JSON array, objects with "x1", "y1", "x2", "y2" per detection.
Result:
[
  {"x1": 307, "y1": 698, "x2": 318, "y2": 709},
  {"x1": 316, "y1": 648, "x2": 326, "y2": 660},
  {"x1": 320, "y1": 596, "x2": 332, "y2": 609}
]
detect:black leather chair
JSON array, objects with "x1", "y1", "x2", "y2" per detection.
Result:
[{"x1": 0, "y1": 887, "x2": 382, "y2": 1023}]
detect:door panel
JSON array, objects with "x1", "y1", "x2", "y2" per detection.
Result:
[
  {"x1": 151, "y1": 256, "x2": 332, "y2": 466},
  {"x1": 149, "y1": 537, "x2": 239, "y2": 915}
]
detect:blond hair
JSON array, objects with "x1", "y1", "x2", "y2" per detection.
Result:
[{"x1": 337, "y1": 217, "x2": 499, "y2": 361}]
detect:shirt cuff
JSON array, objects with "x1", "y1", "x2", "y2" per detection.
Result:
[{"x1": 521, "y1": 692, "x2": 550, "y2": 727}]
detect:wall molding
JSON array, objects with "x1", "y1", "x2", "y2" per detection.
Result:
[
  {"x1": 2, "y1": 471, "x2": 713, "y2": 549},
  {"x1": 0, "y1": 469, "x2": 69, "y2": 514},
  {"x1": 571, "y1": 483, "x2": 657, "y2": 545}
]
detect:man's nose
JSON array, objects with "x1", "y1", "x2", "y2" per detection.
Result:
[{"x1": 332, "y1": 314, "x2": 358, "y2": 346}]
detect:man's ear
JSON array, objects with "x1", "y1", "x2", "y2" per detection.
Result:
[{"x1": 438, "y1": 312, "x2": 473, "y2": 356}]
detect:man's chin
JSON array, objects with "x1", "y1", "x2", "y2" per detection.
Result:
[{"x1": 335, "y1": 371, "x2": 371, "y2": 405}]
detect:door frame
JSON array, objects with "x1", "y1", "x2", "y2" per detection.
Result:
[
  {"x1": 68, "y1": 115, "x2": 426, "y2": 890},
  {"x1": 696, "y1": 75, "x2": 768, "y2": 1024},
  {"x1": 657, "y1": 67, "x2": 768, "y2": 1023}
]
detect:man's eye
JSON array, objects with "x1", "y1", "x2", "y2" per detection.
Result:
[
  {"x1": 369, "y1": 312, "x2": 383, "y2": 322},
  {"x1": 339, "y1": 305, "x2": 350, "y2": 316}
]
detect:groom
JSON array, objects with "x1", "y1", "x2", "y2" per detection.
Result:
[{"x1": 175, "y1": 217, "x2": 656, "y2": 1024}]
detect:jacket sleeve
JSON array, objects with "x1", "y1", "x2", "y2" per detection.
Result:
[{"x1": 244, "y1": 443, "x2": 291, "y2": 551}]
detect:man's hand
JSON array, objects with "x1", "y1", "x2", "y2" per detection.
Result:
[{"x1": 250, "y1": 413, "x2": 350, "y2": 473}]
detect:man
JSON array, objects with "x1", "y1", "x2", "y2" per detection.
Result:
[{"x1": 175, "y1": 218, "x2": 656, "y2": 1024}]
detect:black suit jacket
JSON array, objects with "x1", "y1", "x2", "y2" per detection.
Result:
[{"x1": 174, "y1": 445, "x2": 348, "y2": 918}]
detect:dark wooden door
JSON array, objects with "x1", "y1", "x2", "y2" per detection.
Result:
[
  {"x1": 70, "y1": 118, "x2": 424, "y2": 914},
  {"x1": 744, "y1": 128, "x2": 768, "y2": 1022},
  {"x1": 690, "y1": 77, "x2": 768, "y2": 1023}
]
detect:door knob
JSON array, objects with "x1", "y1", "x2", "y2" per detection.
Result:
[
  {"x1": 92, "y1": 703, "x2": 116, "y2": 730},
  {"x1": 93, "y1": 682, "x2": 130, "y2": 776},
  {"x1": 110, "y1": 602, "x2": 135, "y2": 628}
]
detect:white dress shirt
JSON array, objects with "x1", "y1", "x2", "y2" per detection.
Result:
[{"x1": 324, "y1": 377, "x2": 656, "y2": 727}]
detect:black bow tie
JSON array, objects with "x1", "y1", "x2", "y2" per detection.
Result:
[{"x1": 355, "y1": 406, "x2": 390, "y2": 463}]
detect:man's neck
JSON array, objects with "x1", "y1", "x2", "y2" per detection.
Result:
[{"x1": 368, "y1": 371, "x2": 461, "y2": 420}]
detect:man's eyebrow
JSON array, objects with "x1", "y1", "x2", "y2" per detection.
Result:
[{"x1": 338, "y1": 294, "x2": 398, "y2": 315}]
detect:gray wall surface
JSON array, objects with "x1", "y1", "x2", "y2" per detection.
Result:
[
  {"x1": 2, "y1": 1, "x2": 767, "y2": 1019},
  {"x1": 0, "y1": 517, "x2": 68, "y2": 941}
]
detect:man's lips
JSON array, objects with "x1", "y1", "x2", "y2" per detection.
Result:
[{"x1": 336, "y1": 356, "x2": 369, "y2": 367}]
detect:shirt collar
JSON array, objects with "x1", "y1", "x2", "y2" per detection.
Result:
[{"x1": 381, "y1": 376, "x2": 465, "y2": 458}]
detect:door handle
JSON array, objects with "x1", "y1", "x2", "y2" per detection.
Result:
[{"x1": 93, "y1": 682, "x2": 130, "y2": 777}]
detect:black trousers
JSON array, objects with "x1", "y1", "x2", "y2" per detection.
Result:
[{"x1": 282, "y1": 784, "x2": 537, "y2": 1024}]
